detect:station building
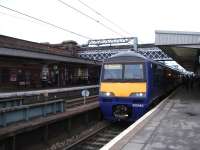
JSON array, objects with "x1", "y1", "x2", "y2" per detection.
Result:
[{"x1": 0, "y1": 35, "x2": 100, "y2": 91}]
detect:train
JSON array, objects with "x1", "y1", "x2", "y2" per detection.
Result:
[{"x1": 99, "y1": 51, "x2": 181, "y2": 122}]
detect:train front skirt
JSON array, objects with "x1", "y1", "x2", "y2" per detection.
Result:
[{"x1": 99, "y1": 97, "x2": 148, "y2": 122}]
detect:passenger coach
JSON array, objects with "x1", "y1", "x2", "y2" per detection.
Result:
[{"x1": 99, "y1": 51, "x2": 180, "y2": 122}]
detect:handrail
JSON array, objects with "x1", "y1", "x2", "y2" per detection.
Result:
[{"x1": 0, "y1": 85, "x2": 99, "y2": 98}]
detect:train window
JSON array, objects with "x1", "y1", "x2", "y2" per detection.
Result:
[
  {"x1": 103, "y1": 64, "x2": 122, "y2": 80},
  {"x1": 124, "y1": 64, "x2": 144, "y2": 80}
]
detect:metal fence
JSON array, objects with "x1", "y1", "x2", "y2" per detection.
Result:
[{"x1": 0, "y1": 85, "x2": 99, "y2": 127}]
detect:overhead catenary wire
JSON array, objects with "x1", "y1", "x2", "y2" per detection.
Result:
[
  {"x1": 57, "y1": 0, "x2": 124, "y2": 37},
  {"x1": 0, "y1": 4, "x2": 91, "y2": 39},
  {"x1": 0, "y1": 10, "x2": 43, "y2": 25},
  {"x1": 77, "y1": 0, "x2": 132, "y2": 36}
]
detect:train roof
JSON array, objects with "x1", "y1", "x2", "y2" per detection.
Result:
[
  {"x1": 111, "y1": 51, "x2": 146, "y2": 59},
  {"x1": 104, "y1": 51, "x2": 181, "y2": 73},
  {"x1": 104, "y1": 51, "x2": 151, "y2": 63}
]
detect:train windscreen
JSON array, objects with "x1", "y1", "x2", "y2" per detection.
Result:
[
  {"x1": 124, "y1": 64, "x2": 144, "y2": 80},
  {"x1": 102, "y1": 63, "x2": 145, "y2": 81},
  {"x1": 103, "y1": 64, "x2": 123, "y2": 80}
]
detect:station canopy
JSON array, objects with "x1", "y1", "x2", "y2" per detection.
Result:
[{"x1": 155, "y1": 30, "x2": 200, "y2": 72}]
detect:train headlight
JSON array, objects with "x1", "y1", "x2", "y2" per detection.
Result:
[
  {"x1": 129, "y1": 92, "x2": 146, "y2": 97},
  {"x1": 99, "y1": 92, "x2": 115, "y2": 97}
]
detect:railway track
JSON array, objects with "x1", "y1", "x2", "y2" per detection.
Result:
[{"x1": 65, "y1": 123, "x2": 129, "y2": 150}]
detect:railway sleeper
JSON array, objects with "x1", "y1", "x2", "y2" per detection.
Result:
[
  {"x1": 97, "y1": 133, "x2": 115, "y2": 139},
  {"x1": 74, "y1": 144, "x2": 99, "y2": 150},
  {"x1": 85, "y1": 140, "x2": 106, "y2": 146},
  {"x1": 90, "y1": 137, "x2": 111, "y2": 143},
  {"x1": 103, "y1": 130, "x2": 121, "y2": 135},
  {"x1": 80, "y1": 143, "x2": 103, "y2": 149}
]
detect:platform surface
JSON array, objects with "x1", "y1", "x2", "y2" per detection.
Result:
[{"x1": 122, "y1": 86, "x2": 200, "y2": 150}]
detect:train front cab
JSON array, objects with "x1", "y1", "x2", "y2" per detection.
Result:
[{"x1": 99, "y1": 61, "x2": 150, "y2": 122}]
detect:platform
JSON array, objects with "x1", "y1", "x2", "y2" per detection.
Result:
[
  {"x1": 0, "y1": 100, "x2": 99, "y2": 140},
  {"x1": 102, "y1": 86, "x2": 200, "y2": 150}
]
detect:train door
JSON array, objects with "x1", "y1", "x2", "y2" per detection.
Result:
[{"x1": 152, "y1": 64, "x2": 159, "y2": 99}]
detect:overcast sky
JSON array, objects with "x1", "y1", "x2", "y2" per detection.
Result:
[{"x1": 1, "y1": 0, "x2": 200, "y2": 45}]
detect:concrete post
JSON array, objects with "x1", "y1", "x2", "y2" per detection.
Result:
[
  {"x1": 53, "y1": 103, "x2": 57, "y2": 114},
  {"x1": 25, "y1": 107, "x2": 29, "y2": 121},
  {"x1": 60, "y1": 102, "x2": 64, "y2": 112},
  {"x1": 43, "y1": 104, "x2": 47, "y2": 117}
]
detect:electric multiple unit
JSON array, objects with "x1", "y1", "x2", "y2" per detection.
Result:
[{"x1": 99, "y1": 51, "x2": 180, "y2": 122}]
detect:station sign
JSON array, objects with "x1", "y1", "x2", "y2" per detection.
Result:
[
  {"x1": 81, "y1": 89, "x2": 90, "y2": 105},
  {"x1": 81, "y1": 90, "x2": 90, "y2": 97}
]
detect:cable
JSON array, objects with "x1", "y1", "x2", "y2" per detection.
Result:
[
  {"x1": 77, "y1": 0, "x2": 132, "y2": 36},
  {"x1": 57, "y1": 0, "x2": 123, "y2": 37},
  {"x1": 0, "y1": 4, "x2": 91, "y2": 39},
  {"x1": 0, "y1": 10, "x2": 41, "y2": 25}
]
